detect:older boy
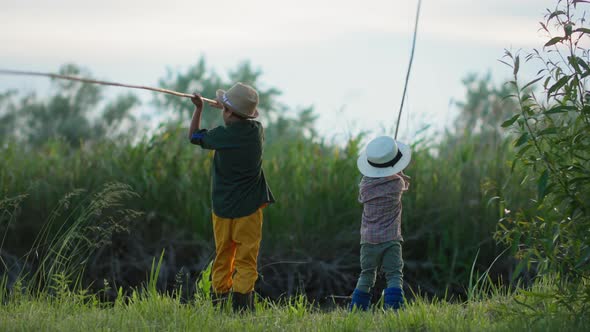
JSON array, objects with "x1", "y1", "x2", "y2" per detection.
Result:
[
  {"x1": 350, "y1": 136, "x2": 411, "y2": 311},
  {"x1": 188, "y1": 83, "x2": 274, "y2": 312}
]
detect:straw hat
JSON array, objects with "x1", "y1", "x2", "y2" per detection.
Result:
[
  {"x1": 357, "y1": 136, "x2": 412, "y2": 177},
  {"x1": 216, "y1": 83, "x2": 259, "y2": 119}
]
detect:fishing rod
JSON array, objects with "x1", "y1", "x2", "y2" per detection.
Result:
[
  {"x1": 0, "y1": 69, "x2": 222, "y2": 108},
  {"x1": 394, "y1": 0, "x2": 422, "y2": 140}
]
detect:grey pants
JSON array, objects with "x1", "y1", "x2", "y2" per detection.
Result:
[{"x1": 355, "y1": 240, "x2": 404, "y2": 293}]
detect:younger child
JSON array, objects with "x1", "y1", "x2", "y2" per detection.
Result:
[
  {"x1": 188, "y1": 83, "x2": 275, "y2": 312},
  {"x1": 350, "y1": 136, "x2": 411, "y2": 311}
]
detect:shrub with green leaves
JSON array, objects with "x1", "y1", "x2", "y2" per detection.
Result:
[{"x1": 497, "y1": 0, "x2": 590, "y2": 311}]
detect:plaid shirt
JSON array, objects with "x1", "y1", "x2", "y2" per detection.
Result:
[{"x1": 358, "y1": 174, "x2": 409, "y2": 244}]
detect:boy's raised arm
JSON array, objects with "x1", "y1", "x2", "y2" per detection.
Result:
[{"x1": 188, "y1": 94, "x2": 204, "y2": 140}]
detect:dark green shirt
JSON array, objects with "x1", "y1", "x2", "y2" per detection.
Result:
[{"x1": 190, "y1": 120, "x2": 275, "y2": 218}]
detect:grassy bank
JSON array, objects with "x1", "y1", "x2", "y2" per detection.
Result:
[{"x1": 0, "y1": 279, "x2": 585, "y2": 331}]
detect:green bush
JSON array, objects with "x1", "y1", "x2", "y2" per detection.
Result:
[{"x1": 497, "y1": 0, "x2": 590, "y2": 313}]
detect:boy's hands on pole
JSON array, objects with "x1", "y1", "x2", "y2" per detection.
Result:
[
  {"x1": 191, "y1": 93, "x2": 204, "y2": 110},
  {"x1": 191, "y1": 93, "x2": 223, "y2": 110}
]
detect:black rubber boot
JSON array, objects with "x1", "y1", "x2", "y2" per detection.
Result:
[
  {"x1": 232, "y1": 292, "x2": 253, "y2": 313},
  {"x1": 212, "y1": 292, "x2": 229, "y2": 309}
]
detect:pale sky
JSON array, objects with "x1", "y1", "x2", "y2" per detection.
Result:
[{"x1": 0, "y1": 0, "x2": 557, "y2": 141}]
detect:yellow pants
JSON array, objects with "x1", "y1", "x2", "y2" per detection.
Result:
[{"x1": 212, "y1": 208, "x2": 263, "y2": 294}]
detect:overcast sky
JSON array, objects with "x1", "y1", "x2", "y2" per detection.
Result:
[{"x1": 0, "y1": 0, "x2": 557, "y2": 141}]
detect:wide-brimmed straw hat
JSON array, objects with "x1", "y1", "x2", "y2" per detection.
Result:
[
  {"x1": 357, "y1": 136, "x2": 412, "y2": 177},
  {"x1": 216, "y1": 82, "x2": 259, "y2": 119}
]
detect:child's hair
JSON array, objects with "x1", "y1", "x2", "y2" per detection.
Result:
[{"x1": 224, "y1": 106, "x2": 248, "y2": 120}]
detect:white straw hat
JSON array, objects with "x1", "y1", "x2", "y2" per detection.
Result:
[{"x1": 357, "y1": 136, "x2": 412, "y2": 177}]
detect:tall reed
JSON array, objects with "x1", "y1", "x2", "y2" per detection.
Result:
[{"x1": 0, "y1": 125, "x2": 528, "y2": 299}]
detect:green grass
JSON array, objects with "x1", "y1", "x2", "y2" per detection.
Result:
[{"x1": 0, "y1": 281, "x2": 586, "y2": 331}]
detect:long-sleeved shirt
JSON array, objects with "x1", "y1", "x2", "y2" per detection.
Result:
[
  {"x1": 358, "y1": 174, "x2": 409, "y2": 244},
  {"x1": 190, "y1": 120, "x2": 275, "y2": 218}
]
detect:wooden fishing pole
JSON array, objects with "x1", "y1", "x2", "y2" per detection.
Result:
[
  {"x1": 394, "y1": 0, "x2": 422, "y2": 140},
  {"x1": 0, "y1": 69, "x2": 222, "y2": 108}
]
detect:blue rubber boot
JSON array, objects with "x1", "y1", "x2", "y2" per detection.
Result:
[
  {"x1": 349, "y1": 289, "x2": 372, "y2": 311},
  {"x1": 383, "y1": 287, "x2": 404, "y2": 310}
]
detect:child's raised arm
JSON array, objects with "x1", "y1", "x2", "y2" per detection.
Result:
[{"x1": 188, "y1": 94, "x2": 204, "y2": 140}]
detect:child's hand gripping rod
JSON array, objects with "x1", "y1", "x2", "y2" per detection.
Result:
[{"x1": 0, "y1": 69, "x2": 223, "y2": 108}]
